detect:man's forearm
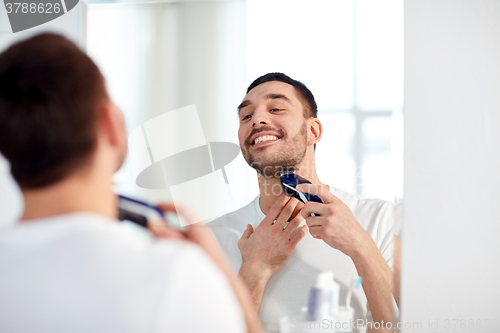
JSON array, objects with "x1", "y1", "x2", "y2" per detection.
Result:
[
  {"x1": 393, "y1": 235, "x2": 401, "y2": 308},
  {"x1": 224, "y1": 272, "x2": 262, "y2": 333},
  {"x1": 200, "y1": 252, "x2": 262, "y2": 333},
  {"x1": 351, "y1": 239, "x2": 394, "y2": 331},
  {"x1": 238, "y1": 263, "x2": 271, "y2": 314}
]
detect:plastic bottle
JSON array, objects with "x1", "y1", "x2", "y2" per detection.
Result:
[{"x1": 307, "y1": 272, "x2": 330, "y2": 321}]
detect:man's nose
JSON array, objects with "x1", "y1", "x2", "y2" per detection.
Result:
[
  {"x1": 252, "y1": 109, "x2": 268, "y2": 127},
  {"x1": 252, "y1": 120, "x2": 266, "y2": 127}
]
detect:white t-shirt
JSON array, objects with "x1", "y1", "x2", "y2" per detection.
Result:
[
  {"x1": 0, "y1": 212, "x2": 245, "y2": 333},
  {"x1": 209, "y1": 187, "x2": 397, "y2": 331}
]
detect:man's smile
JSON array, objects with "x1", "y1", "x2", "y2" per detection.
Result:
[
  {"x1": 248, "y1": 131, "x2": 282, "y2": 148},
  {"x1": 252, "y1": 135, "x2": 280, "y2": 148}
]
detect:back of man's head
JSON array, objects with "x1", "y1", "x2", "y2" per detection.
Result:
[{"x1": 0, "y1": 33, "x2": 107, "y2": 189}]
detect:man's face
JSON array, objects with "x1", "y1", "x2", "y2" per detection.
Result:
[{"x1": 238, "y1": 81, "x2": 310, "y2": 178}]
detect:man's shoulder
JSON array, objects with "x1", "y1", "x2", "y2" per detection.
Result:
[
  {"x1": 333, "y1": 187, "x2": 391, "y2": 208},
  {"x1": 332, "y1": 187, "x2": 400, "y2": 231},
  {"x1": 1, "y1": 212, "x2": 207, "y2": 270},
  {"x1": 333, "y1": 187, "x2": 397, "y2": 216}
]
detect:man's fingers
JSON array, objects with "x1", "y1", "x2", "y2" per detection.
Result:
[
  {"x1": 290, "y1": 224, "x2": 308, "y2": 245},
  {"x1": 309, "y1": 226, "x2": 322, "y2": 239},
  {"x1": 290, "y1": 201, "x2": 304, "y2": 220},
  {"x1": 263, "y1": 195, "x2": 291, "y2": 226},
  {"x1": 148, "y1": 204, "x2": 189, "y2": 240},
  {"x1": 275, "y1": 198, "x2": 299, "y2": 228},
  {"x1": 301, "y1": 202, "x2": 329, "y2": 219},
  {"x1": 308, "y1": 225, "x2": 323, "y2": 240},
  {"x1": 183, "y1": 221, "x2": 212, "y2": 241},
  {"x1": 296, "y1": 184, "x2": 334, "y2": 204},
  {"x1": 156, "y1": 202, "x2": 177, "y2": 213},
  {"x1": 303, "y1": 215, "x2": 323, "y2": 228},
  {"x1": 241, "y1": 224, "x2": 254, "y2": 239},
  {"x1": 148, "y1": 222, "x2": 185, "y2": 240},
  {"x1": 158, "y1": 202, "x2": 201, "y2": 227},
  {"x1": 284, "y1": 215, "x2": 304, "y2": 237}
]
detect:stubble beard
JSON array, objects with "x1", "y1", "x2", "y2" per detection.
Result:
[{"x1": 241, "y1": 123, "x2": 308, "y2": 179}]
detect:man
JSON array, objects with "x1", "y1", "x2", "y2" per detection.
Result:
[
  {"x1": 0, "y1": 33, "x2": 259, "y2": 333},
  {"x1": 210, "y1": 73, "x2": 401, "y2": 330}
]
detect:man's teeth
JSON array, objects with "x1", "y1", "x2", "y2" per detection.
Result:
[{"x1": 254, "y1": 135, "x2": 278, "y2": 145}]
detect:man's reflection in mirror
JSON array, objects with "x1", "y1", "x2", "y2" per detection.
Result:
[{"x1": 210, "y1": 73, "x2": 401, "y2": 332}]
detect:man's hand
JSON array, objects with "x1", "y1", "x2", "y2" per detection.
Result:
[
  {"x1": 296, "y1": 184, "x2": 371, "y2": 258},
  {"x1": 238, "y1": 195, "x2": 307, "y2": 278},
  {"x1": 151, "y1": 203, "x2": 226, "y2": 265},
  {"x1": 237, "y1": 195, "x2": 308, "y2": 311},
  {"x1": 297, "y1": 184, "x2": 396, "y2": 331}
]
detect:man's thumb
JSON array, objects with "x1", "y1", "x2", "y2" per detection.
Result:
[{"x1": 241, "y1": 224, "x2": 254, "y2": 239}]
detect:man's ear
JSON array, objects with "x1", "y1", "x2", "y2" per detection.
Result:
[
  {"x1": 308, "y1": 118, "x2": 322, "y2": 146},
  {"x1": 99, "y1": 99, "x2": 125, "y2": 148},
  {"x1": 99, "y1": 99, "x2": 128, "y2": 171}
]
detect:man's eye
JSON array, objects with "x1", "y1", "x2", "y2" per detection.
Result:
[
  {"x1": 242, "y1": 114, "x2": 252, "y2": 120},
  {"x1": 270, "y1": 108, "x2": 281, "y2": 112}
]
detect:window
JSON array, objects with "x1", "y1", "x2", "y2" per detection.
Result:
[{"x1": 247, "y1": 0, "x2": 404, "y2": 201}]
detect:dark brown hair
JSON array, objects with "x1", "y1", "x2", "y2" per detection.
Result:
[
  {"x1": 0, "y1": 33, "x2": 107, "y2": 189},
  {"x1": 246, "y1": 72, "x2": 318, "y2": 118}
]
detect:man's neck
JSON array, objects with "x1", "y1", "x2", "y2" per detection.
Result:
[
  {"x1": 257, "y1": 158, "x2": 324, "y2": 215},
  {"x1": 20, "y1": 170, "x2": 116, "y2": 222}
]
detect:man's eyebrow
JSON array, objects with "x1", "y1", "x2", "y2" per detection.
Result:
[
  {"x1": 237, "y1": 100, "x2": 251, "y2": 113},
  {"x1": 237, "y1": 93, "x2": 292, "y2": 114}
]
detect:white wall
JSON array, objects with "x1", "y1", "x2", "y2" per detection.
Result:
[
  {"x1": 403, "y1": 1, "x2": 500, "y2": 331},
  {"x1": 0, "y1": 1, "x2": 249, "y2": 225}
]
